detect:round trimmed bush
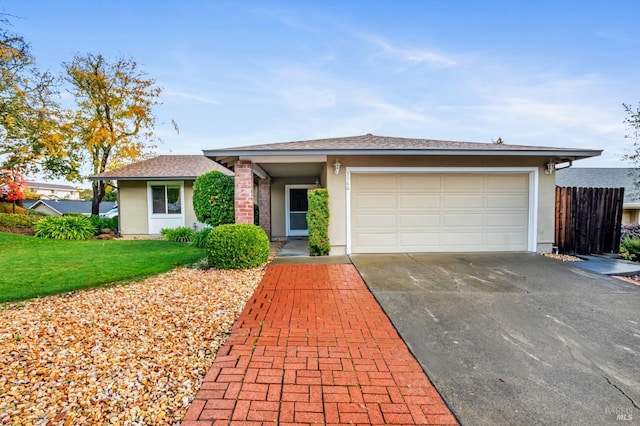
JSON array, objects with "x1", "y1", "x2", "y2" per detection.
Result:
[
  {"x1": 206, "y1": 224, "x2": 269, "y2": 269},
  {"x1": 193, "y1": 170, "x2": 234, "y2": 227}
]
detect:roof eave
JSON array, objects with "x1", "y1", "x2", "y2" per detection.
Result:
[
  {"x1": 88, "y1": 176, "x2": 201, "y2": 181},
  {"x1": 30, "y1": 200, "x2": 62, "y2": 215},
  {"x1": 203, "y1": 148, "x2": 603, "y2": 159}
]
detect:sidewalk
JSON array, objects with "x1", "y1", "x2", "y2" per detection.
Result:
[{"x1": 182, "y1": 264, "x2": 457, "y2": 425}]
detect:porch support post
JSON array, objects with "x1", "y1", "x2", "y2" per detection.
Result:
[
  {"x1": 234, "y1": 160, "x2": 254, "y2": 224},
  {"x1": 258, "y1": 177, "x2": 271, "y2": 239}
]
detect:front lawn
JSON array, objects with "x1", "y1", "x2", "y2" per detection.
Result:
[{"x1": 0, "y1": 232, "x2": 205, "y2": 302}]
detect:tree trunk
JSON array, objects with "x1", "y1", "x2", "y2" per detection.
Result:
[
  {"x1": 12, "y1": 201, "x2": 16, "y2": 214},
  {"x1": 91, "y1": 180, "x2": 105, "y2": 216}
]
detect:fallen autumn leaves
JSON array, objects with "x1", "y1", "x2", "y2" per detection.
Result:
[{"x1": 0, "y1": 244, "x2": 281, "y2": 425}]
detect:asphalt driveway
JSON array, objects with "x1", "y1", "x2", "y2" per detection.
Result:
[{"x1": 350, "y1": 253, "x2": 640, "y2": 426}]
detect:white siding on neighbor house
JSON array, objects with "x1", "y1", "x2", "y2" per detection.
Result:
[{"x1": 348, "y1": 170, "x2": 533, "y2": 254}]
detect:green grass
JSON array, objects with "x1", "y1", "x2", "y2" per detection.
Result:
[{"x1": 0, "y1": 232, "x2": 206, "y2": 303}]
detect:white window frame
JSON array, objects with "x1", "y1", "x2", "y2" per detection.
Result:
[
  {"x1": 147, "y1": 181, "x2": 185, "y2": 218},
  {"x1": 345, "y1": 167, "x2": 539, "y2": 254}
]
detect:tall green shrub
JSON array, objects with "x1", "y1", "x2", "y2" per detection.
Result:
[
  {"x1": 192, "y1": 171, "x2": 234, "y2": 227},
  {"x1": 307, "y1": 188, "x2": 330, "y2": 256},
  {"x1": 206, "y1": 224, "x2": 269, "y2": 269},
  {"x1": 34, "y1": 216, "x2": 95, "y2": 240}
]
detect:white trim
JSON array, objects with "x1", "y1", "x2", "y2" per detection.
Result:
[
  {"x1": 252, "y1": 163, "x2": 268, "y2": 179},
  {"x1": 147, "y1": 181, "x2": 185, "y2": 234},
  {"x1": 345, "y1": 167, "x2": 539, "y2": 254},
  {"x1": 240, "y1": 155, "x2": 327, "y2": 163},
  {"x1": 285, "y1": 184, "x2": 315, "y2": 237}
]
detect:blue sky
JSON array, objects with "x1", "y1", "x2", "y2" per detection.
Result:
[{"x1": 4, "y1": 0, "x2": 640, "y2": 172}]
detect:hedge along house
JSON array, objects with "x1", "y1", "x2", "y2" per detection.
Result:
[
  {"x1": 90, "y1": 155, "x2": 233, "y2": 237},
  {"x1": 204, "y1": 134, "x2": 601, "y2": 255}
]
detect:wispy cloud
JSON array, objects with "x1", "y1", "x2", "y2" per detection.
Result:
[
  {"x1": 597, "y1": 31, "x2": 640, "y2": 45},
  {"x1": 164, "y1": 90, "x2": 219, "y2": 105},
  {"x1": 358, "y1": 32, "x2": 457, "y2": 68}
]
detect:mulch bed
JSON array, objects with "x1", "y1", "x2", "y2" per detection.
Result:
[{"x1": 0, "y1": 244, "x2": 282, "y2": 425}]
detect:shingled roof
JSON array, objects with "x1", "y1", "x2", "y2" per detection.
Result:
[
  {"x1": 556, "y1": 167, "x2": 640, "y2": 204},
  {"x1": 29, "y1": 200, "x2": 116, "y2": 215},
  {"x1": 203, "y1": 133, "x2": 601, "y2": 159},
  {"x1": 90, "y1": 155, "x2": 233, "y2": 180}
]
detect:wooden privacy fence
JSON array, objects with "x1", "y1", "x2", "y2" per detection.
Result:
[{"x1": 555, "y1": 186, "x2": 624, "y2": 255}]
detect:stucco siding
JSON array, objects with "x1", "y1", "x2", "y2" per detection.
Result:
[
  {"x1": 183, "y1": 181, "x2": 203, "y2": 231},
  {"x1": 118, "y1": 181, "x2": 148, "y2": 235}
]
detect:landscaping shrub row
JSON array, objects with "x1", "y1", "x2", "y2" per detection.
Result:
[{"x1": 0, "y1": 213, "x2": 41, "y2": 229}]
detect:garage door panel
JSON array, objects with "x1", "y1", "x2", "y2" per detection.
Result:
[
  {"x1": 486, "y1": 174, "x2": 528, "y2": 190},
  {"x1": 399, "y1": 174, "x2": 441, "y2": 189},
  {"x1": 486, "y1": 194, "x2": 528, "y2": 208},
  {"x1": 399, "y1": 194, "x2": 440, "y2": 209},
  {"x1": 443, "y1": 213, "x2": 484, "y2": 227},
  {"x1": 443, "y1": 232, "x2": 484, "y2": 247},
  {"x1": 444, "y1": 175, "x2": 485, "y2": 190},
  {"x1": 485, "y1": 213, "x2": 527, "y2": 227},
  {"x1": 444, "y1": 194, "x2": 484, "y2": 208},
  {"x1": 354, "y1": 233, "x2": 398, "y2": 253},
  {"x1": 485, "y1": 231, "x2": 528, "y2": 247},
  {"x1": 351, "y1": 172, "x2": 530, "y2": 253},
  {"x1": 398, "y1": 232, "x2": 440, "y2": 247},
  {"x1": 355, "y1": 194, "x2": 397, "y2": 209},
  {"x1": 355, "y1": 175, "x2": 397, "y2": 190},
  {"x1": 355, "y1": 213, "x2": 396, "y2": 228},
  {"x1": 398, "y1": 214, "x2": 440, "y2": 227}
]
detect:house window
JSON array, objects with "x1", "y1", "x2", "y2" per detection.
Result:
[{"x1": 151, "y1": 185, "x2": 182, "y2": 214}]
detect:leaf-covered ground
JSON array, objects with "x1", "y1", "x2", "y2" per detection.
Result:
[{"x1": 0, "y1": 244, "x2": 281, "y2": 425}]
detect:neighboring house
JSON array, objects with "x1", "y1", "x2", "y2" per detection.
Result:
[
  {"x1": 90, "y1": 155, "x2": 233, "y2": 237},
  {"x1": 26, "y1": 182, "x2": 81, "y2": 200},
  {"x1": 29, "y1": 200, "x2": 116, "y2": 216},
  {"x1": 204, "y1": 134, "x2": 601, "y2": 254},
  {"x1": 556, "y1": 167, "x2": 640, "y2": 225}
]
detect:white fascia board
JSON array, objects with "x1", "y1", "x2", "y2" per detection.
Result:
[
  {"x1": 239, "y1": 155, "x2": 327, "y2": 163},
  {"x1": 206, "y1": 149, "x2": 602, "y2": 158}
]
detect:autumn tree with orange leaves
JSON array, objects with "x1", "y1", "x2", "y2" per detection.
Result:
[
  {"x1": 63, "y1": 54, "x2": 161, "y2": 215},
  {"x1": 0, "y1": 165, "x2": 26, "y2": 213}
]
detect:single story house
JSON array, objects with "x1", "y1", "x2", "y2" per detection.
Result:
[
  {"x1": 90, "y1": 155, "x2": 233, "y2": 237},
  {"x1": 26, "y1": 181, "x2": 81, "y2": 200},
  {"x1": 29, "y1": 200, "x2": 116, "y2": 216},
  {"x1": 556, "y1": 167, "x2": 640, "y2": 224},
  {"x1": 204, "y1": 134, "x2": 601, "y2": 254}
]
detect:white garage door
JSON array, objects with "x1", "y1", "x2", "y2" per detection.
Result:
[{"x1": 350, "y1": 173, "x2": 530, "y2": 253}]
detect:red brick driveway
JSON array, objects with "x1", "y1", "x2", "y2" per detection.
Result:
[{"x1": 182, "y1": 264, "x2": 457, "y2": 425}]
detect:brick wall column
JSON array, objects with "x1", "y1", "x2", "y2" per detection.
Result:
[
  {"x1": 234, "y1": 160, "x2": 254, "y2": 224},
  {"x1": 258, "y1": 177, "x2": 271, "y2": 239}
]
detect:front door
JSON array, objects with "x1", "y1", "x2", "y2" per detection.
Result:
[{"x1": 286, "y1": 185, "x2": 313, "y2": 236}]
